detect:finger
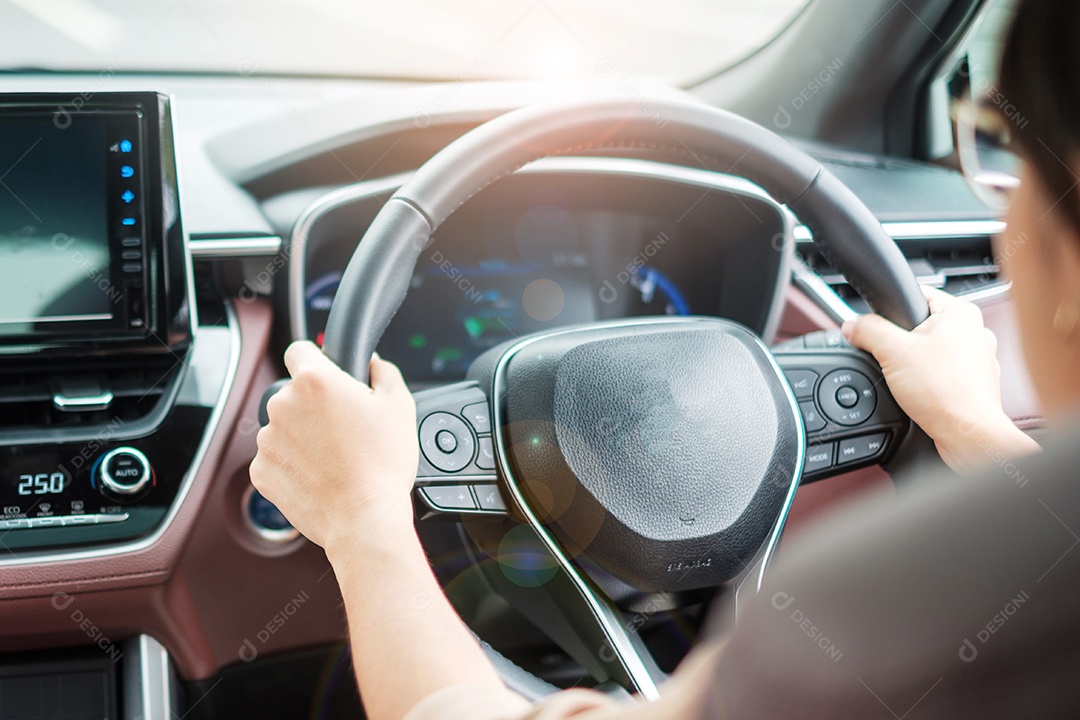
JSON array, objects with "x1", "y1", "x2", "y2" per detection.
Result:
[
  {"x1": 369, "y1": 355, "x2": 410, "y2": 396},
  {"x1": 842, "y1": 313, "x2": 912, "y2": 361},
  {"x1": 921, "y1": 286, "x2": 958, "y2": 314},
  {"x1": 284, "y1": 340, "x2": 335, "y2": 378}
]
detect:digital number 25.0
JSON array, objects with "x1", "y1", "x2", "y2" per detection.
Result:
[{"x1": 17, "y1": 472, "x2": 67, "y2": 495}]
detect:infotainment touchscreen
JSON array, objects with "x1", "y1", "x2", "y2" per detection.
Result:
[
  {"x1": 0, "y1": 114, "x2": 114, "y2": 334},
  {"x1": 0, "y1": 93, "x2": 190, "y2": 355}
]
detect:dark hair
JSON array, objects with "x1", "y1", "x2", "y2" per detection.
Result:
[{"x1": 999, "y1": 0, "x2": 1080, "y2": 235}]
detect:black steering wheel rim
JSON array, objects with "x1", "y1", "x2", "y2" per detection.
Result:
[
  {"x1": 321, "y1": 95, "x2": 929, "y2": 382},
  {"x1": 315, "y1": 94, "x2": 931, "y2": 697}
]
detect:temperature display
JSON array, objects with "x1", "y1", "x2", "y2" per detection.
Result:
[{"x1": 16, "y1": 471, "x2": 68, "y2": 496}]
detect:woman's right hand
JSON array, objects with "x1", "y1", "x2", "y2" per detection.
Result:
[{"x1": 842, "y1": 286, "x2": 1038, "y2": 474}]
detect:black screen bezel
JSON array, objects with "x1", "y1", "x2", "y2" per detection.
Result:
[{"x1": 0, "y1": 92, "x2": 190, "y2": 358}]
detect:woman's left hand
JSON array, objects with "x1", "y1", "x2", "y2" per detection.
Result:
[{"x1": 249, "y1": 341, "x2": 419, "y2": 551}]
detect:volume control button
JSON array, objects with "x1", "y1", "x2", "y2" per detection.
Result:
[{"x1": 98, "y1": 447, "x2": 153, "y2": 496}]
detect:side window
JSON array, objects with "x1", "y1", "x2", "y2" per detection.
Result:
[{"x1": 925, "y1": 0, "x2": 1018, "y2": 161}]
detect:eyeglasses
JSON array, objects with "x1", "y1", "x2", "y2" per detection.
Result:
[{"x1": 955, "y1": 89, "x2": 1022, "y2": 212}]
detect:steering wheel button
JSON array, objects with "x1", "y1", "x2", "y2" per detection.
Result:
[
  {"x1": 476, "y1": 437, "x2": 496, "y2": 470},
  {"x1": 835, "y1": 386, "x2": 859, "y2": 408},
  {"x1": 473, "y1": 484, "x2": 507, "y2": 512},
  {"x1": 419, "y1": 412, "x2": 476, "y2": 473},
  {"x1": 419, "y1": 485, "x2": 477, "y2": 512},
  {"x1": 435, "y1": 430, "x2": 458, "y2": 454},
  {"x1": 783, "y1": 369, "x2": 818, "y2": 400},
  {"x1": 837, "y1": 433, "x2": 888, "y2": 465},
  {"x1": 804, "y1": 444, "x2": 834, "y2": 473},
  {"x1": 462, "y1": 402, "x2": 491, "y2": 434},
  {"x1": 817, "y1": 369, "x2": 877, "y2": 426},
  {"x1": 799, "y1": 401, "x2": 827, "y2": 432}
]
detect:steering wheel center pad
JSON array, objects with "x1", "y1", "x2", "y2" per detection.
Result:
[
  {"x1": 322, "y1": 96, "x2": 928, "y2": 382},
  {"x1": 486, "y1": 318, "x2": 801, "y2": 596}
]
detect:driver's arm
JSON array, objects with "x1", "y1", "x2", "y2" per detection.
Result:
[
  {"x1": 250, "y1": 341, "x2": 715, "y2": 720},
  {"x1": 251, "y1": 341, "x2": 514, "y2": 720}
]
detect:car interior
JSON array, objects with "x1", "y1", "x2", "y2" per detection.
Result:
[{"x1": 0, "y1": 0, "x2": 1040, "y2": 717}]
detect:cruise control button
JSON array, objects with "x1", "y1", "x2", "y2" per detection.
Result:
[
  {"x1": 799, "y1": 401, "x2": 827, "y2": 432},
  {"x1": 420, "y1": 485, "x2": 477, "y2": 511},
  {"x1": 804, "y1": 444, "x2": 834, "y2": 473},
  {"x1": 419, "y1": 413, "x2": 475, "y2": 473},
  {"x1": 836, "y1": 386, "x2": 859, "y2": 408},
  {"x1": 473, "y1": 485, "x2": 507, "y2": 512},
  {"x1": 462, "y1": 402, "x2": 491, "y2": 434},
  {"x1": 837, "y1": 433, "x2": 888, "y2": 465},
  {"x1": 435, "y1": 430, "x2": 458, "y2": 454},
  {"x1": 476, "y1": 437, "x2": 496, "y2": 470},
  {"x1": 783, "y1": 370, "x2": 819, "y2": 400},
  {"x1": 817, "y1": 369, "x2": 877, "y2": 426}
]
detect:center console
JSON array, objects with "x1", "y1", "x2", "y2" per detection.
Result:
[{"x1": 0, "y1": 92, "x2": 227, "y2": 559}]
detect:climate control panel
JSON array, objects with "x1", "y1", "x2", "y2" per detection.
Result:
[{"x1": 0, "y1": 405, "x2": 210, "y2": 555}]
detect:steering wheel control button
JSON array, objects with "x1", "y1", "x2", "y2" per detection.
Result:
[
  {"x1": 783, "y1": 369, "x2": 818, "y2": 400},
  {"x1": 420, "y1": 485, "x2": 477, "y2": 512},
  {"x1": 817, "y1": 369, "x2": 877, "y2": 426},
  {"x1": 799, "y1": 401, "x2": 827, "y2": 433},
  {"x1": 419, "y1": 413, "x2": 475, "y2": 473},
  {"x1": 435, "y1": 430, "x2": 458, "y2": 454},
  {"x1": 98, "y1": 447, "x2": 153, "y2": 496},
  {"x1": 473, "y1": 485, "x2": 507, "y2": 512},
  {"x1": 804, "y1": 444, "x2": 834, "y2": 474},
  {"x1": 837, "y1": 433, "x2": 888, "y2": 465},
  {"x1": 835, "y1": 386, "x2": 859, "y2": 408},
  {"x1": 461, "y1": 402, "x2": 491, "y2": 434},
  {"x1": 475, "y1": 437, "x2": 496, "y2": 470}
]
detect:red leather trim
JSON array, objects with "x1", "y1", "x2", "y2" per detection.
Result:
[{"x1": 775, "y1": 286, "x2": 841, "y2": 342}]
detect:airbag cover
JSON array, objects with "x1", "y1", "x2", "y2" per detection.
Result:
[{"x1": 498, "y1": 319, "x2": 801, "y2": 594}]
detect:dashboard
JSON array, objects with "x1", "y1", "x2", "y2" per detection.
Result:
[
  {"x1": 284, "y1": 160, "x2": 792, "y2": 383},
  {"x1": 0, "y1": 72, "x2": 1033, "y2": 720}
]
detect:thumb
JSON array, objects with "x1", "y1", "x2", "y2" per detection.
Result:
[
  {"x1": 369, "y1": 355, "x2": 410, "y2": 396},
  {"x1": 842, "y1": 314, "x2": 912, "y2": 363}
]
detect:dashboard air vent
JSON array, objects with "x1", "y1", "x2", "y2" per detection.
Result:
[{"x1": 797, "y1": 230, "x2": 1002, "y2": 314}]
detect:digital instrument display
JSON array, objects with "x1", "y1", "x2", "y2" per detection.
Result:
[
  {"x1": 306, "y1": 254, "x2": 691, "y2": 382},
  {"x1": 0, "y1": 94, "x2": 186, "y2": 353}
]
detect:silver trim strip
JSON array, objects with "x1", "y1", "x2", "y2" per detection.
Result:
[
  {"x1": 287, "y1": 158, "x2": 793, "y2": 343},
  {"x1": 793, "y1": 219, "x2": 1006, "y2": 243},
  {"x1": 490, "y1": 317, "x2": 805, "y2": 700},
  {"x1": 53, "y1": 391, "x2": 114, "y2": 412},
  {"x1": 0, "y1": 302, "x2": 242, "y2": 567},
  {"x1": 791, "y1": 255, "x2": 859, "y2": 324},
  {"x1": 190, "y1": 235, "x2": 284, "y2": 258},
  {"x1": 123, "y1": 635, "x2": 173, "y2": 720}
]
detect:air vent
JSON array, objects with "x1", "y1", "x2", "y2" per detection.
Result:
[
  {"x1": 0, "y1": 363, "x2": 180, "y2": 434},
  {"x1": 797, "y1": 229, "x2": 1002, "y2": 314}
]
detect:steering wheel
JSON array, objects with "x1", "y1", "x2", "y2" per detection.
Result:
[{"x1": 316, "y1": 97, "x2": 929, "y2": 699}]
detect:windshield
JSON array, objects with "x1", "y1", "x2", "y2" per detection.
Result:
[{"x1": 0, "y1": 0, "x2": 811, "y2": 84}]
